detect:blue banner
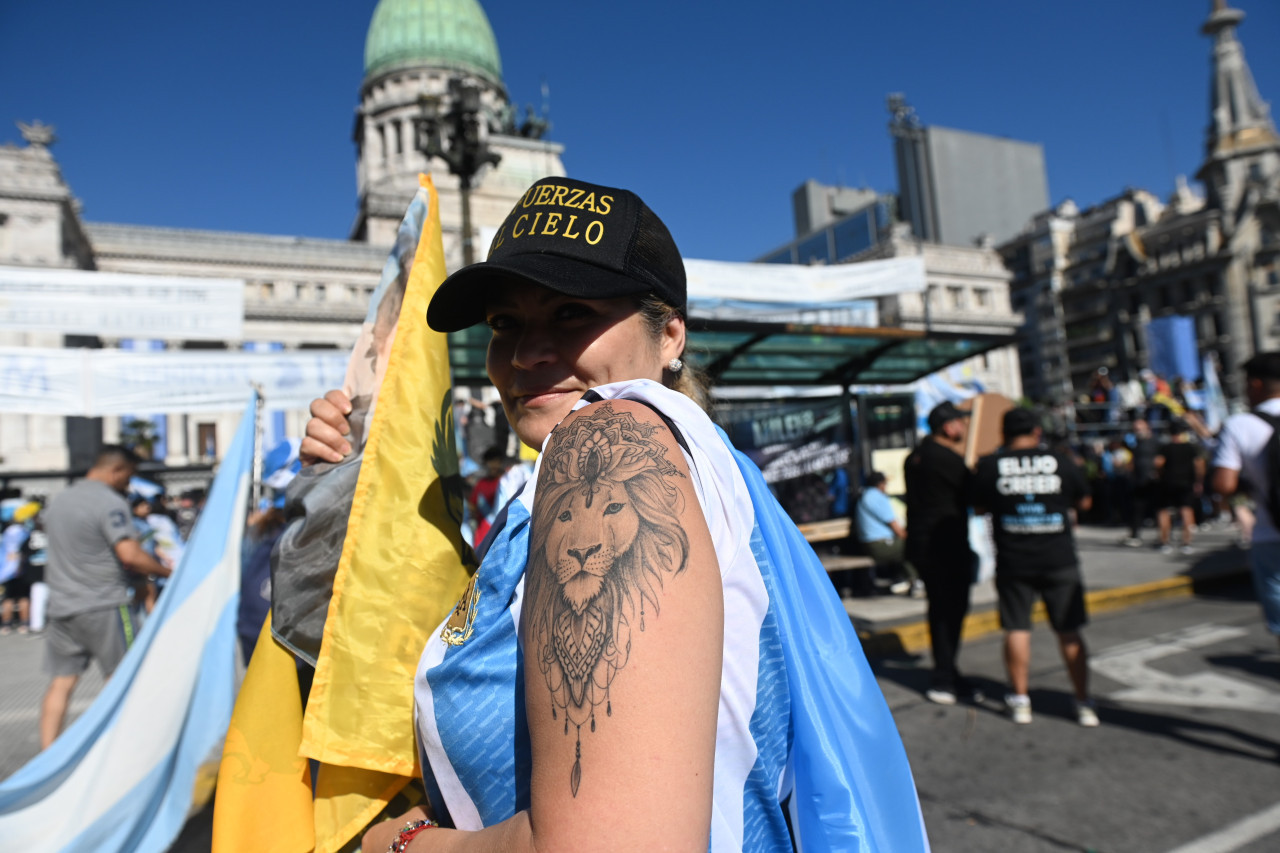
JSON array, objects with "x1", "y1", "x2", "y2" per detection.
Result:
[{"x1": 1146, "y1": 315, "x2": 1201, "y2": 382}]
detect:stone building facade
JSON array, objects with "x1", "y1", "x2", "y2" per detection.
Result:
[
  {"x1": 1000, "y1": 1, "x2": 1279, "y2": 404},
  {"x1": 856, "y1": 224, "x2": 1023, "y2": 400}
]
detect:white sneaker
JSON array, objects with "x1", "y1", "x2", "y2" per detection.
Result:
[
  {"x1": 1120, "y1": 536, "x2": 1144, "y2": 548},
  {"x1": 1076, "y1": 700, "x2": 1100, "y2": 727},
  {"x1": 1159, "y1": 544, "x2": 1174, "y2": 555},
  {"x1": 1180, "y1": 544, "x2": 1195, "y2": 555},
  {"x1": 1005, "y1": 694, "x2": 1032, "y2": 724},
  {"x1": 925, "y1": 688, "x2": 957, "y2": 705},
  {"x1": 889, "y1": 580, "x2": 911, "y2": 595},
  {"x1": 911, "y1": 580, "x2": 926, "y2": 599}
]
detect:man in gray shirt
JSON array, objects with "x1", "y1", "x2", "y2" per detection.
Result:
[{"x1": 39, "y1": 445, "x2": 171, "y2": 749}]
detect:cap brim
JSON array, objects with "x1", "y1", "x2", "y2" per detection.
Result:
[{"x1": 426, "y1": 254, "x2": 657, "y2": 333}]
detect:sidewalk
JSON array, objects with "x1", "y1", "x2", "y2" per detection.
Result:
[
  {"x1": 0, "y1": 629, "x2": 104, "y2": 781},
  {"x1": 840, "y1": 521, "x2": 1254, "y2": 656}
]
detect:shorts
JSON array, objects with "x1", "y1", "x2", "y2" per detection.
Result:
[
  {"x1": 1157, "y1": 484, "x2": 1197, "y2": 510},
  {"x1": 2, "y1": 573, "x2": 32, "y2": 602},
  {"x1": 44, "y1": 605, "x2": 138, "y2": 678},
  {"x1": 996, "y1": 566, "x2": 1087, "y2": 633}
]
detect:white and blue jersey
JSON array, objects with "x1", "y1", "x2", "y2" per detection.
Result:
[{"x1": 415, "y1": 380, "x2": 928, "y2": 852}]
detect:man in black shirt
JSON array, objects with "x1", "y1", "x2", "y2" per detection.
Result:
[
  {"x1": 973, "y1": 408, "x2": 1097, "y2": 726},
  {"x1": 904, "y1": 401, "x2": 977, "y2": 704},
  {"x1": 1155, "y1": 422, "x2": 1205, "y2": 555},
  {"x1": 1122, "y1": 418, "x2": 1159, "y2": 547}
]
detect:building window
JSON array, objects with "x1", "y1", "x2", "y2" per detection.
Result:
[
  {"x1": 797, "y1": 232, "x2": 829, "y2": 265},
  {"x1": 832, "y1": 210, "x2": 874, "y2": 260},
  {"x1": 258, "y1": 281, "x2": 274, "y2": 299},
  {"x1": 315, "y1": 284, "x2": 327, "y2": 300},
  {"x1": 974, "y1": 288, "x2": 991, "y2": 308},
  {"x1": 948, "y1": 286, "x2": 965, "y2": 310},
  {"x1": 197, "y1": 423, "x2": 217, "y2": 461}
]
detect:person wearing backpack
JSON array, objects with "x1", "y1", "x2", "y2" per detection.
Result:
[{"x1": 1212, "y1": 352, "x2": 1280, "y2": 647}]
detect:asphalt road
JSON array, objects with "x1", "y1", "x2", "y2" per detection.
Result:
[
  {"x1": 873, "y1": 581, "x2": 1280, "y2": 853},
  {"x1": 7, "y1": 579, "x2": 1276, "y2": 853}
]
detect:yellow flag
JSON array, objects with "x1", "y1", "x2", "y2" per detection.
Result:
[
  {"x1": 300, "y1": 174, "x2": 472, "y2": 851},
  {"x1": 212, "y1": 615, "x2": 315, "y2": 853}
]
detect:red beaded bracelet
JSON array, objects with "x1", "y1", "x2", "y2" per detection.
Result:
[{"x1": 388, "y1": 818, "x2": 437, "y2": 852}]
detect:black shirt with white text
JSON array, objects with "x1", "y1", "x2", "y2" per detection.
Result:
[{"x1": 972, "y1": 447, "x2": 1088, "y2": 575}]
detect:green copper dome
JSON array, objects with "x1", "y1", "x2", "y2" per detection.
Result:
[{"x1": 364, "y1": 0, "x2": 503, "y2": 84}]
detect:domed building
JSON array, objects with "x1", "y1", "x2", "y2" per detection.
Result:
[
  {"x1": 353, "y1": 0, "x2": 565, "y2": 253},
  {"x1": 0, "y1": 0, "x2": 564, "y2": 478}
]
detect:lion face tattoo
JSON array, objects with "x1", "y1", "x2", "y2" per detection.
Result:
[{"x1": 524, "y1": 403, "x2": 690, "y2": 796}]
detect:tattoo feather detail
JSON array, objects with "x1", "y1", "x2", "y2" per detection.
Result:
[{"x1": 525, "y1": 403, "x2": 690, "y2": 797}]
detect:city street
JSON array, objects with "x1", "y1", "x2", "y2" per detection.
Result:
[
  {"x1": 3, "y1": 555, "x2": 1278, "y2": 852},
  {"x1": 876, "y1": 580, "x2": 1280, "y2": 853}
]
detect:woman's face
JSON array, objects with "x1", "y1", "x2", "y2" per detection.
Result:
[{"x1": 484, "y1": 281, "x2": 685, "y2": 448}]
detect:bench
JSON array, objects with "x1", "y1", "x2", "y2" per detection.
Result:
[{"x1": 796, "y1": 518, "x2": 852, "y2": 544}]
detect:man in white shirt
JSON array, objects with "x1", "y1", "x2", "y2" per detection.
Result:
[{"x1": 1212, "y1": 352, "x2": 1280, "y2": 647}]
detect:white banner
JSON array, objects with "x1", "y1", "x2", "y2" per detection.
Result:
[
  {"x1": 684, "y1": 256, "x2": 925, "y2": 305},
  {"x1": 0, "y1": 267, "x2": 244, "y2": 340},
  {"x1": 0, "y1": 347, "x2": 347, "y2": 415}
]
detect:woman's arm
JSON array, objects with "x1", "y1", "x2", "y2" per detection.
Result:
[{"x1": 394, "y1": 398, "x2": 725, "y2": 853}]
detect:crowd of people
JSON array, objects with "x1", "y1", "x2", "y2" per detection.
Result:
[{"x1": 837, "y1": 352, "x2": 1280, "y2": 731}]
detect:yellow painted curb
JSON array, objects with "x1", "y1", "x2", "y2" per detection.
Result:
[{"x1": 859, "y1": 571, "x2": 1242, "y2": 656}]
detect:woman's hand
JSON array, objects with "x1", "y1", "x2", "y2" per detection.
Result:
[
  {"x1": 300, "y1": 390, "x2": 353, "y2": 465},
  {"x1": 361, "y1": 805, "x2": 433, "y2": 852}
]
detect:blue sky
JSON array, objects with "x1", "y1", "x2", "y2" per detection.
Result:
[{"x1": 2, "y1": 0, "x2": 1277, "y2": 261}]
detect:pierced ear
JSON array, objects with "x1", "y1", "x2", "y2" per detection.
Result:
[{"x1": 662, "y1": 314, "x2": 686, "y2": 359}]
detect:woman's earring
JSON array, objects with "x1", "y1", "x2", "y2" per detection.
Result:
[{"x1": 667, "y1": 357, "x2": 684, "y2": 373}]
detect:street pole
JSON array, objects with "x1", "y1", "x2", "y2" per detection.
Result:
[{"x1": 416, "y1": 78, "x2": 502, "y2": 267}]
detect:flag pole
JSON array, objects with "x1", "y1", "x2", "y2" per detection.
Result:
[{"x1": 250, "y1": 384, "x2": 264, "y2": 510}]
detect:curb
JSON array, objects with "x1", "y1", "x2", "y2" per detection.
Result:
[{"x1": 857, "y1": 565, "x2": 1252, "y2": 658}]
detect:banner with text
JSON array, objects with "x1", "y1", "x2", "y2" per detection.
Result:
[
  {"x1": 720, "y1": 398, "x2": 852, "y2": 483},
  {"x1": 0, "y1": 347, "x2": 347, "y2": 415},
  {"x1": 0, "y1": 266, "x2": 243, "y2": 340}
]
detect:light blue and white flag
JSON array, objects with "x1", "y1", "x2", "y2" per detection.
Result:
[
  {"x1": 1202, "y1": 354, "x2": 1230, "y2": 430},
  {"x1": 729, "y1": 438, "x2": 931, "y2": 852},
  {"x1": 0, "y1": 394, "x2": 256, "y2": 852}
]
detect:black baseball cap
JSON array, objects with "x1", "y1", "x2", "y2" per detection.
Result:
[
  {"x1": 1244, "y1": 351, "x2": 1280, "y2": 381},
  {"x1": 927, "y1": 401, "x2": 969, "y2": 433},
  {"x1": 426, "y1": 177, "x2": 687, "y2": 332},
  {"x1": 1002, "y1": 407, "x2": 1041, "y2": 438}
]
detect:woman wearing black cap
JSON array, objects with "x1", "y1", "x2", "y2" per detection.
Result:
[{"x1": 303, "y1": 178, "x2": 926, "y2": 853}]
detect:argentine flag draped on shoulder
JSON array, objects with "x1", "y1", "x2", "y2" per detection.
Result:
[
  {"x1": 0, "y1": 392, "x2": 258, "y2": 852},
  {"x1": 726, "y1": 438, "x2": 930, "y2": 851},
  {"x1": 213, "y1": 174, "x2": 473, "y2": 853}
]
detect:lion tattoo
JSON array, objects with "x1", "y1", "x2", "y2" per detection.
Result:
[{"x1": 524, "y1": 402, "x2": 690, "y2": 796}]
